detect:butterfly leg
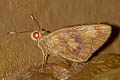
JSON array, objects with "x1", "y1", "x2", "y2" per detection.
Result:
[
  {"x1": 40, "y1": 47, "x2": 45, "y2": 71},
  {"x1": 37, "y1": 39, "x2": 48, "y2": 71},
  {"x1": 57, "y1": 55, "x2": 69, "y2": 64},
  {"x1": 42, "y1": 51, "x2": 48, "y2": 70}
]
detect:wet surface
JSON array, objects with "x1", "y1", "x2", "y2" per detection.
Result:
[{"x1": 0, "y1": 0, "x2": 120, "y2": 80}]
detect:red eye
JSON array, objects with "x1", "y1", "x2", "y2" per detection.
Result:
[{"x1": 33, "y1": 32, "x2": 39, "y2": 39}]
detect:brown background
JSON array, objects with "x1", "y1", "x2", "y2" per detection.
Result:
[{"x1": 0, "y1": 0, "x2": 119, "y2": 79}]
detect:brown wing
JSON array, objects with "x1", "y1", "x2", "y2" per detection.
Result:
[
  {"x1": 74, "y1": 24, "x2": 112, "y2": 53},
  {"x1": 46, "y1": 24, "x2": 111, "y2": 62}
]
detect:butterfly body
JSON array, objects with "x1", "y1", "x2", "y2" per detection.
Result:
[{"x1": 32, "y1": 24, "x2": 111, "y2": 64}]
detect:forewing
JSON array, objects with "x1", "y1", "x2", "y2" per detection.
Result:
[
  {"x1": 47, "y1": 24, "x2": 111, "y2": 62},
  {"x1": 47, "y1": 27, "x2": 92, "y2": 62}
]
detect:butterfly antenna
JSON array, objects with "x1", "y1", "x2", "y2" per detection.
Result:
[
  {"x1": 7, "y1": 30, "x2": 34, "y2": 34},
  {"x1": 31, "y1": 14, "x2": 41, "y2": 31},
  {"x1": 1, "y1": 14, "x2": 41, "y2": 35},
  {"x1": 0, "y1": 14, "x2": 40, "y2": 35}
]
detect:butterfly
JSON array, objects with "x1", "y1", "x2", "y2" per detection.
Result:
[{"x1": 6, "y1": 14, "x2": 112, "y2": 70}]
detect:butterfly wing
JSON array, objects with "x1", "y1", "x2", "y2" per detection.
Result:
[
  {"x1": 78, "y1": 24, "x2": 111, "y2": 53},
  {"x1": 46, "y1": 24, "x2": 111, "y2": 62}
]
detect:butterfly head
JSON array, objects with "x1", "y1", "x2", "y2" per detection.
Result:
[
  {"x1": 31, "y1": 31, "x2": 41, "y2": 41},
  {"x1": 31, "y1": 29, "x2": 50, "y2": 41}
]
